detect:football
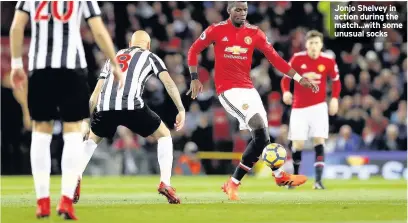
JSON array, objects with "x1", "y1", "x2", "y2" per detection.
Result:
[{"x1": 261, "y1": 143, "x2": 287, "y2": 168}]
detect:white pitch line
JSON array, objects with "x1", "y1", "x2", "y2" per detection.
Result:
[{"x1": 1, "y1": 179, "x2": 406, "y2": 190}]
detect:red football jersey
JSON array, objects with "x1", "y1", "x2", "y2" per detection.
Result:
[
  {"x1": 281, "y1": 51, "x2": 341, "y2": 108},
  {"x1": 188, "y1": 19, "x2": 291, "y2": 95}
]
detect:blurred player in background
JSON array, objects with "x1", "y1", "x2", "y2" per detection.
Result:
[
  {"x1": 77, "y1": 31, "x2": 185, "y2": 204},
  {"x1": 187, "y1": 1, "x2": 319, "y2": 201},
  {"x1": 281, "y1": 30, "x2": 342, "y2": 189},
  {"x1": 9, "y1": 1, "x2": 123, "y2": 220}
]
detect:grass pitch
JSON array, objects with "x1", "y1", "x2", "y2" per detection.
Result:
[{"x1": 1, "y1": 176, "x2": 407, "y2": 223}]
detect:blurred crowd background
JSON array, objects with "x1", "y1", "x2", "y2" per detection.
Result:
[{"x1": 1, "y1": 1, "x2": 407, "y2": 176}]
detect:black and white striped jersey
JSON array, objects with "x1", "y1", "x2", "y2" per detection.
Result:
[
  {"x1": 15, "y1": 1, "x2": 101, "y2": 71},
  {"x1": 97, "y1": 47, "x2": 168, "y2": 111}
]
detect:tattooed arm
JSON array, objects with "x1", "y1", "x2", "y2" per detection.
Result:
[
  {"x1": 158, "y1": 71, "x2": 185, "y2": 131},
  {"x1": 89, "y1": 79, "x2": 105, "y2": 114},
  {"x1": 158, "y1": 71, "x2": 185, "y2": 112}
]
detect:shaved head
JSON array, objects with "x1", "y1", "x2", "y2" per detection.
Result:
[{"x1": 130, "y1": 30, "x2": 151, "y2": 50}]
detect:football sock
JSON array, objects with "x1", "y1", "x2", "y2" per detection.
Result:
[
  {"x1": 30, "y1": 132, "x2": 53, "y2": 199},
  {"x1": 314, "y1": 144, "x2": 325, "y2": 182},
  {"x1": 292, "y1": 148, "x2": 302, "y2": 175},
  {"x1": 78, "y1": 139, "x2": 98, "y2": 178},
  {"x1": 157, "y1": 136, "x2": 173, "y2": 186},
  {"x1": 232, "y1": 128, "x2": 270, "y2": 182},
  {"x1": 61, "y1": 133, "x2": 83, "y2": 199},
  {"x1": 272, "y1": 168, "x2": 283, "y2": 178}
]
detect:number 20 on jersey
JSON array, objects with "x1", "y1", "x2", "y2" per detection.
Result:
[{"x1": 34, "y1": 1, "x2": 74, "y2": 22}]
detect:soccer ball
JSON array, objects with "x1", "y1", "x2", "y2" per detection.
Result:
[{"x1": 261, "y1": 143, "x2": 287, "y2": 168}]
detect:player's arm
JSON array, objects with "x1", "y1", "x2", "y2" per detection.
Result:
[
  {"x1": 280, "y1": 56, "x2": 296, "y2": 105},
  {"x1": 9, "y1": 2, "x2": 30, "y2": 90},
  {"x1": 82, "y1": 60, "x2": 109, "y2": 137},
  {"x1": 329, "y1": 60, "x2": 342, "y2": 115},
  {"x1": 330, "y1": 61, "x2": 341, "y2": 99},
  {"x1": 89, "y1": 60, "x2": 110, "y2": 114},
  {"x1": 187, "y1": 25, "x2": 216, "y2": 99},
  {"x1": 84, "y1": 1, "x2": 123, "y2": 87},
  {"x1": 255, "y1": 30, "x2": 319, "y2": 93},
  {"x1": 159, "y1": 71, "x2": 185, "y2": 113},
  {"x1": 151, "y1": 54, "x2": 185, "y2": 130}
]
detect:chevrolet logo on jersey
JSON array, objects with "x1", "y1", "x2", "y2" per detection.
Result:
[
  {"x1": 225, "y1": 46, "x2": 248, "y2": 55},
  {"x1": 303, "y1": 72, "x2": 322, "y2": 84}
]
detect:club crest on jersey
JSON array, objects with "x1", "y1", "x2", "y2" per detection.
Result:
[
  {"x1": 244, "y1": 36, "x2": 252, "y2": 45},
  {"x1": 225, "y1": 46, "x2": 248, "y2": 55},
  {"x1": 200, "y1": 32, "x2": 206, "y2": 40},
  {"x1": 318, "y1": 64, "x2": 325, "y2": 72},
  {"x1": 242, "y1": 104, "x2": 249, "y2": 110}
]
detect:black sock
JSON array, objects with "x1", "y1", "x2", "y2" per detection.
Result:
[
  {"x1": 292, "y1": 149, "x2": 302, "y2": 175},
  {"x1": 314, "y1": 144, "x2": 325, "y2": 182},
  {"x1": 232, "y1": 140, "x2": 254, "y2": 181},
  {"x1": 232, "y1": 128, "x2": 270, "y2": 181}
]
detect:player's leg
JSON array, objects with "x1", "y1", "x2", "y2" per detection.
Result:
[
  {"x1": 74, "y1": 111, "x2": 118, "y2": 204},
  {"x1": 309, "y1": 102, "x2": 330, "y2": 189},
  {"x1": 286, "y1": 106, "x2": 309, "y2": 189},
  {"x1": 124, "y1": 107, "x2": 180, "y2": 204},
  {"x1": 73, "y1": 130, "x2": 102, "y2": 204},
  {"x1": 219, "y1": 89, "x2": 281, "y2": 199},
  {"x1": 312, "y1": 137, "x2": 326, "y2": 189},
  {"x1": 57, "y1": 69, "x2": 91, "y2": 220},
  {"x1": 291, "y1": 140, "x2": 305, "y2": 175},
  {"x1": 78, "y1": 130, "x2": 103, "y2": 177},
  {"x1": 27, "y1": 69, "x2": 58, "y2": 218},
  {"x1": 231, "y1": 114, "x2": 270, "y2": 183},
  {"x1": 151, "y1": 123, "x2": 173, "y2": 186}
]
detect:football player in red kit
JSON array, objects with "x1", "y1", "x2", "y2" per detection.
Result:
[
  {"x1": 187, "y1": 1, "x2": 319, "y2": 200},
  {"x1": 281, "y1": 30, "x2": 341, "y2": 190}
]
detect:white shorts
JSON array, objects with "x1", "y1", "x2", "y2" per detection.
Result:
[
  {"x1": 288, "y1": 102, "x2": 329, "y2": 140},
  {"x1": 218, "y1": 88, "x2": 267, "y2": 131}
]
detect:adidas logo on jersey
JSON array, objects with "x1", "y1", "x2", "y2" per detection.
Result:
[{"x1": 222, "y1": 37, "x2": 229, "y2": 42}]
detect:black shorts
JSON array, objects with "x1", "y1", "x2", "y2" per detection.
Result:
[
  {"x1": 28, "y1": 68, "x2": 90, "y2": 122},
  {"x1": 91, "y1": 106, "x2": 162, "y2": 138}
]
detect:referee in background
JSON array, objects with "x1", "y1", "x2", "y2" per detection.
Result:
[{"x1": 9, "y1": 1, "x2": 123, "y2": 220}]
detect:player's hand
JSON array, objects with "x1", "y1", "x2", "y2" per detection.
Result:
[
  {"x1": 81, "y1": 119, "x2": 91, "y2": 139},
  {"x1": 329, "y1": 98, "x2": 339, "y2": 116},
  {"x1": 186, "y1": 80, "x2": 203, "y2": 99},
  {"x1": 282, "y1": 91, "x2": 293, "y2": 105},
  {"x1": 299, "y1": 77, "x2": 319, "y2": 93},
  {"x1": 174, "y1": 110, "x2": 185, "y2": 131},
  {"x1": 111, "y1": 64, "x2": 125, "y2": 89},
  {"x1": 10, "y1": 68, "x2": 27, "y2": 91}
]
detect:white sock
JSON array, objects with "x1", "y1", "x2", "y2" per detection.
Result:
[
  {"x1": 231, "y1": 177, "x2": 240, "y2": 184},
  {"x1": 157, "y1": 136, "x2": 173, "y2": 186},
  {"x1": 78, "y1": 139, "x2": 98, "y2": 178},
  {"x1": 61, "y1": 132, "x2": 83, "y2": 199},
  {"x1": 273, "y1": 168, "x2": 283, "y2": 178},
  {"x1": 30, "y1": 132, "x2": 52, "y2": 199}
]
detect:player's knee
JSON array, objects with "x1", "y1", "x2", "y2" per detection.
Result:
[
  {"x1": 312, "y1": 137, "x2": 325, "y2": 146},
  {"x1": 63, "y1": 121, "x2": 83, "y2": 133},
  {"x1": 292, "y1": 140, "x2": 305, "y2": 150},
  {"x1": 248, "y1": 113, "x2": 266, "y2": 130},
  {"x1": 32, "y1": 121, "x2": 54, "y2": 134},
  {"x1": 152, "y1": 122, "x2": 171, "y2": 140},
  {"x1": 251, "y1": 127, "x2": 270, "y2": 148}
]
